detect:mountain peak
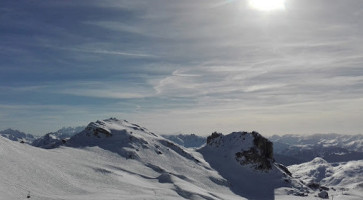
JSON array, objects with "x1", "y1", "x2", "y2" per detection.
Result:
[
  {"x1": 66, "y1": 118, "x2": 202, "y2": 166},
  {"x1": 311, "y1": 157, "x2": 328, "y2": 164},
  {"x1": 204, "y1": 131, "x2": 274, "y2": 171},
  {"x1": 65, "y1": 118, "x2": 161, "y2": 159},
  {"x1": 83, "y1": 118, "x2": 157, "y2": 139},
  {"x1": 0, "y1": 128, "x2": 36, "y2": 143}
]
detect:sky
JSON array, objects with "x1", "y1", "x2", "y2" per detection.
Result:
[{"x1": 1, "y1": 0, "x2": 363, "y2": 136}]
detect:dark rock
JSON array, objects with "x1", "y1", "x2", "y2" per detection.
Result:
[
  {"x1": 320, "y1": 186, "x2": 329, "y2": 191},
  {"x1": 318, "y1": 191, "x2": 329, "y2": 199},
  {"x1": 234, "y1": 132, "x2": 274, "y2": 170},
  {"x1": 207, "y1": 132, "x2": 222, "y2": 145},
  {"x1": 307, "y1": 182, "x2": 320, "y2": 190},
  {"x1": 252, "y1": 131, "x2": 274, "y2": 161},
  {"x1": 276, "y1": 163, "x2": 292, "y2": 176},
  {"x1": 93, "y1": 128, "x2": 112, "y2": 137}
]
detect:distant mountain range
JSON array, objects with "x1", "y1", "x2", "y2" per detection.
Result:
[
  {"x1": 0, "y1": 128, "x2": 37, "y2": 143},
  {"x1": 270, "y1": 134, "x2": 363, "y2": 165},
  {"x1": 32, "y1": 126, "x2": 85, "y2": 149},
  {"x1": 270, "y1": 133, "x2": 363, "y2": 152},
  {"x1": 162, "y1": 134, "x2": 206, "y2": 148}
]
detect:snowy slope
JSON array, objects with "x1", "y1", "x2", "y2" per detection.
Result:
[
  {"x1": 162, "y1": 134, "x2": 206, "y2": 148},
  {"x1": 32, "y1": 126, "x2": 84, "y2": 149},
  {"x1": 66, "y1": 118, "x2": 246, "y2": 199},
  {"x1": 0, "y1": 118, "x2": 243, "y2": 199},
  {"x1": 0, "y1": 127, "x2": 240, "y2": 199},
  {"x1": 0, "y1": 128, "x2": 37, "y2": 143}
]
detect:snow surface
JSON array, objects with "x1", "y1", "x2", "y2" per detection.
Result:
[
  {"x1": 1, "y1": 118, "x2": 362, "y2": 200},
  {"x1": 0, "y1": 119, "x2": 242, "y2": 200}
]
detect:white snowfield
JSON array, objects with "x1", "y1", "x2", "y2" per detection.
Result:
[{"x1": 0, "y1": 118, "x2": 362, "y2": 200}]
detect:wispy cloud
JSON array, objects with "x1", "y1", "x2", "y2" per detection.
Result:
[
  {"x1": 60, "y1": 89, "x2": 152, "y2": 99},
  {"x1": 48, "y1": 45, "x2": 157, "y2": 58}
]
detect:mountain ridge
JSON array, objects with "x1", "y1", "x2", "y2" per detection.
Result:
[
  {"x1": 0, "y1": 128, "x2": 37, "y2": 143},
  {"x1": 270, "y1": 133, "x2": 363, "y2": 165}
]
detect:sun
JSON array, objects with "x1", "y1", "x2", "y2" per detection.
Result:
[{"x1": 248, "y1": 0, "x2": 286, "y2": 11}]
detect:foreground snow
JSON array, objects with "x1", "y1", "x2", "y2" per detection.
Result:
[{"x1": 0, "y1": 137, "x2": 241, "y2": 199}]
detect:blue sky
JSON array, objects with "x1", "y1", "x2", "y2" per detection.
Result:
[{"x1": 1, "y1": 0, "x2": 363, "y2": 136}]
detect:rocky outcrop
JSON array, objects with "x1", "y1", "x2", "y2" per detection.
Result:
[
  {"x1": 205, "y1": 131, "x2": 274, "y2": 171},
  {"x1": 318, "y1": 190, "x2": 329, "y2": 199},
  {"x1": 234, "y1": 132, "x2": 274, "y2": 170},
  {"x1": 275, "y1": 163, "x2": 292, "y2": 177},
  {"x1": 206, "y1": 132, "x2": 223, "y2": 145}
]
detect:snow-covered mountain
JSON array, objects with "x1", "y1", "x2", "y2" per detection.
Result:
[
  {"x1": 1, "y1": 119, "x2": 239, "y2": 199},
  {"x1": 270, "y1": 134, "x2": 363, "y2": 165},
  {"x1": 198, "y1": 131, "x2": 298, "y2": 199},
  {"x1": 1, "y1": 118, "x2": 362, "y2": 199},
  {"x1": 0, "y1": 128, "x2": 37, "y2": 143},
  {"x1": 32, "y1": 126, "x2": 84, "y2": 149},
  {"x1": 162, "y1": 134, "x2": 206, "y2": 148},
  {"x1": 288, "y1": 157, "x2": 363, "y2": 199},
  {"x1": 0, "y1": 118, "x2": 302, "y2": 199},
  {"x1": 289, "y1": 157, "x2": 363, "y2": 187}
]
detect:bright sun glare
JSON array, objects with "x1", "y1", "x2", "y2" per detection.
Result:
[{"x1": 248, "y1": 0, "x2": 286, "y2": 11}]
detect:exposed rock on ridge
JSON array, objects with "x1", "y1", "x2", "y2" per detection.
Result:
[{"x1": 206, "y1": 131, "x2": 274, "y2": 170}]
